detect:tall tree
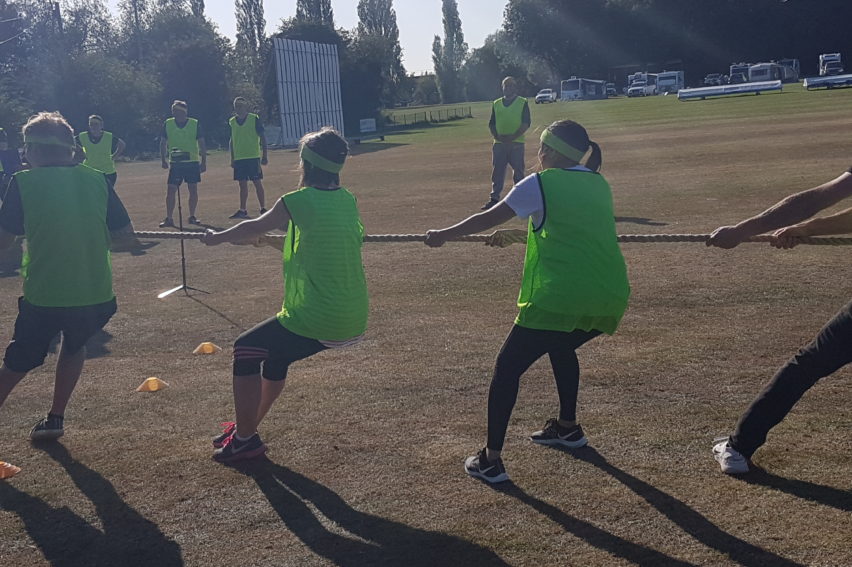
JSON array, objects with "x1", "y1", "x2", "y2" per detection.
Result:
[
  {"x1": 295, "y1": 0, "x2": 334, "y2": 27},
  {"x1": 431, "y1": 0, "x2": 467, "y2": 103},
  {"x1": 189, "y1": 0, "x2": 204, "y2": 17},
  {"x1": 356, "y1": 0, "x2": 405, "y2": 106}
]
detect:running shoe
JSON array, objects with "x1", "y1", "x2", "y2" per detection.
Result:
[
  {"x1": 212, "y1": 433, "x2": 267, "y2": 463},
  {"x1": 212, "y1": 421, "x2": 236, "y2": 449},
  {"x1": 530, "y1": 419, "x2": 588, "y2": 448},
  {"x1": 464, "y1": 448, "x2": 509, "y2": 483},
  {"x1": 30, "y1": 414, "x2": 64, "y2": 441}
]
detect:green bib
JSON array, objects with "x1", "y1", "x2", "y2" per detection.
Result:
[
  {"x1": 493, "y1": 97, "x2": 527, "y2": 143},
  {"x1": 276, "y1": 187, "x2": 368, "y2": 341},
  {"x1": 165, "y1": 118, "x2": 199, "y2": 163},
  {"x1": 516, "y1": 168, "x2": 630, "y2": 334},
  {"x1": 16, "y1": 165, "x2": 114, "y2": 307},
  {"x1": 229, "y1": 114, "x2": 262, "y2": 160},
  {"x1": 79, "y1": 131, "x2": 115, "y2": 174}
]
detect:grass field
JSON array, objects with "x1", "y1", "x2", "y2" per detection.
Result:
[{"x1": 1, "y1": 84, "x2": 851, "y2": 566}]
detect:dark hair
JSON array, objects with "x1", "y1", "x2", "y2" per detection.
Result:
[
  {"x1": 546, "y1": 119, "x2": 602, "y2": 172},
  {"x1": 299, "y1": 127, "x2": 348, "y2": 188}
]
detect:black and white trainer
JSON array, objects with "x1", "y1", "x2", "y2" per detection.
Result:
[
  {"x1": 530, "y1": 419, "x2": 588, "y2": 448},
  {"x1": 30, "y1": 414, "x2": 64, "y2": 441},
  {"x1": 464, "y1": 448, "x2": 509, "y2": 483}
]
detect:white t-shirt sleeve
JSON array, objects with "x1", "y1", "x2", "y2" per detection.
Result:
[{"x1": 503, "y1": 173, "x2": 544, "y2": 229}]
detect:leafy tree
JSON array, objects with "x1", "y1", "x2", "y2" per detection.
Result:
[
  {"x1": 295, "y1": 0, "x2": 334, "y2": 27},
  {"x1": 431, "y1": 0, "x2": 467, "y2": 103},
  {"x1": 235, "y1": 0, "x2": 266, "y2": 82},
  {"x1": 189, "y1": 0, "x2": 203, "y2": 17},
  {"x1": 356, "y1": 0, "x2": 405, "y2": 106}
]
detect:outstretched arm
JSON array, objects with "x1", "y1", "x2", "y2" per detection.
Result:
[
  {"x1": 202, "y1": 198, "x2": 289, "y2": 246},
  {"x1": 771, "y1": 206, "x2": 852, "y2": 248},
  {"x1": 708, "y1": 172, "x2": 852, "y2": 248},
  {"x1": 425, "y1": 203, "x2": 517, "y2": 247}
]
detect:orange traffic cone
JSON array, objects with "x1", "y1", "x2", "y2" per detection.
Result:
[
  {"x1": 193, "y1": 342, "x2": 222, "y2": 355},
  {"x1": 136, "y1": 377, "x2": 169, "y2": 392},
  {"x1": 0, "y1": 461, "x2": 21, "y2": 479}
]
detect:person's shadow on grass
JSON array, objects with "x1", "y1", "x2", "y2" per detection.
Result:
[
  {"x1": 564, "y1": 446, "x2": 805, "y2": 567},
  {"x1": 740, "y1": 467, "x2": 852, "y2": 512},
  {"x1": 0, "y1": 443, "x2": 183, "y2": 567},
  {"x1": 230, "y1": 457, "x2": 510, "y2": 567}
]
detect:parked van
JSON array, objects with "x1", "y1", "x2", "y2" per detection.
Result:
[{"x1": 656, "y1": 71, "x2": 684, "y2": 94}]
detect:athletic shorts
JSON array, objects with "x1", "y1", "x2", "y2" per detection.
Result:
[
  {"x1": 3, "y1": 297, "x2": 117, "y2": 372},
  {"x1": 105, "y1": 172, "x2": 117, "y2": 187},
  {"x1": 233, "y1": 158, "x2": 263, "y2": 181},
  {"x1": 233, "y1": 317, "x2": 327, "y2": 381},
  {"x1": 167, "y1": 162, "x2": 201, "y2": 186}
]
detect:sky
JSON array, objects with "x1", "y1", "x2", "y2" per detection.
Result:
[{"x1": 104, "y1": 1, "x2": 508, "y2": 74}]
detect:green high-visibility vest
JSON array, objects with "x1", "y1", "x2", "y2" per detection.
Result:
[
  {"x1": 164, "y1": 118, "x2": 200, "y2": 163},
  {"x1": 515, "y1": 168, "x2": 630, "y2": 334},
  {"x1": 277, "y1": 186, "x2": 369, "y2": 341},
  {"x1": 79, "y1": 131, "x2": 115, "y2": 174},
  {"x1": 16, "y1": 165, "x2": 114, "y2": 307},
  {"x1": 229, "y1": 114, "x2": 262, "y2": 160},
  {"x1": 493, "y1": 97, "x2": 528, "y2": 143}
]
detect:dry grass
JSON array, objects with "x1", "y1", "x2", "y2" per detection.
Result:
[{"x1": 1, "y1": 86, "x2": 850, "y2": 566}]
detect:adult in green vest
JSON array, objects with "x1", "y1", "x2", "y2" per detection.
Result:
[
  {"x1": 0, "y1": 111, "x2": 136, "y2": 442},
  {"x1": 426, "y1": 119, "x2": 630, "y2": 483},
  {"x1": 228, "y1": 96, "x2": 268, "y2": 219},
  {"x1": 75, "y1": 114, "x2": 126, "y2": 187},
  {"x1": 159, "y1": 99, "x2": 207, "y2": 227},
  {"x1": 201, "y1": 127, "x2": 368, "y2": 463},
  {"x1": 483, "y1": 76, "x2": 531, "y2": 211}
]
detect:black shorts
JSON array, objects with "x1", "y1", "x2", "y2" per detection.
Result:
[
  {"x1": 233, "y1": 158, "x2": 263, "y2": 181},
  {"x1": 167, "y1": 162, "x2": 201, "y2": 186},
  {"x1": 233, "y1": 317, "x2": 327, "y2": 381},
  {"x1": 3, "y1": 297, "x2": 117, "y2": 373},
  {"x1": 105, "y1": 172, "x2": 117, "y2": 187}
]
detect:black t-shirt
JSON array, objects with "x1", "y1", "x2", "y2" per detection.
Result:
[{"x1": 0, "y1": 169, "x2": 131, "y2": 236}]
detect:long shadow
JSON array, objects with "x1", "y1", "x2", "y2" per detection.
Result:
[
  {"x1": 493, "y1": 482, "x2": 696, "y2": 566},
  {"x1": 615, "y1": 216, "x2": 668, "y2": 227},
  {"x1": 741, "y1": 468, "x2": 852, "y2": 512},
  {"x1": 349, "y1": 141, "x2": 409, "y2": 155},
  {"x1": 565, "y1": 447, "x2": 804, "y2": 567},
  {"x1": 188, "y1": 295, "x2": 244, "y2": 329},
  {"x1": 230, "y1": 458, "x2": 510, "y2": 567},
  {"x1": 0, "y1": 443, "x2": 183, "y2": 566}
]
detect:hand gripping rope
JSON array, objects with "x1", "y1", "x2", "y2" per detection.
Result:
[{"x1": 131, "y1": 230, "x2": 852, "y2": 247}]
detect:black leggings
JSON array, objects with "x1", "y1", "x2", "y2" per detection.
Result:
[
  {"x1": 487, "y1": 325, "x2": 600, "y2": 451},
  {"x1": 730, "y1": 299, "x2": 852, "y2": 457}
]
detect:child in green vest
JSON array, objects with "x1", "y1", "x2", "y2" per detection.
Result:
[
  {"x1": 0, "y1": 111, "x2": 135, "y2": 441},
  {"x1": 425, "y1": 120, "x2": 630, "y2": 483},
  {"x1": 201, "y1": 127, "x2": 368, "y2": 463}
]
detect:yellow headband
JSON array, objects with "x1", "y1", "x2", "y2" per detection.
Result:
[
  {"x1": 24, "y1": 134, "x2": 75, "y2": 148},
  {"x1": 540, "y1": 130, "x2": 586, "y2": 162},
  {"x1": 301, "y1": 145, "x2": 344, "y2": 174}
]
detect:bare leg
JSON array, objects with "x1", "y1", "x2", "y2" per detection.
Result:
[
  {"x1": 256, "y1": 378, "x2": 286, "y2": 426},
  {"x1": 186, "y1": 183, "x2": 199, "y2": 218},
  {"x1": 0, "y1": 365, "x2": 27, "y2": 409},
  {"x1": 238, "y1": 180, "x2": 249, "y2": 210},
  {"x1": 165, "y1": 184, "x2": 178, "y2": 219},
  {"x1": 49, "y1": 343, "x2": 86, "y2": 416},
  {"x1": 252, "y1": 179, "x2": 266, "y2": 210},
  {"x1": 233, "y1": 373, "x2": 261, "y2": 439}
]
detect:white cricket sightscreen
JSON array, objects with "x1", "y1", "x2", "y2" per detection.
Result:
[{"x1": 272, "y1": 38, "x2": 345, "y2": 147}]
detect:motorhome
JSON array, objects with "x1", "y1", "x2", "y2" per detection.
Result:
[
  {"x1": 749, "y1": 63, "x2": 784, "y2": 83},
  {"x1": 656, "y1": 71, "x2": 684, "y2": 94},
  {"x1": 729, "y1": 63, "x2": 751, "y2": 83},
  {"x1": 560, "y1": 77, "x2": 607, "y2": 101},
  {"x1": 819, "y1": 53, "x2": 843, "y2": 76}
]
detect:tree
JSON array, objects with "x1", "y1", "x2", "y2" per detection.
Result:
[
  {"x1": 189, "y1": 0, "x2": 204, "y2": 17},
  {"x1": 295, "y1": 0, "x2": 334, "y2": 27},
  {"x1": 356, "y1": 0, "x2": 405, "y2": 106},
  {"x1": 235, "y1": 0, "x2": 266, "y2": 82},
  {"x1": 431, "y1": 0, "x2": 467, "y2": 103}
]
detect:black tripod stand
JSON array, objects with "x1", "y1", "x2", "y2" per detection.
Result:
[{"x1": 158, "y1": 183, "x2": 209, "y2": 299}]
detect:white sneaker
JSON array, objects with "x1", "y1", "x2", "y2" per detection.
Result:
[{"x1": 712, "y1": 439, "x2": 749, "y2": 474}]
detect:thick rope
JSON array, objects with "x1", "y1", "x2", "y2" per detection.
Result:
[{"x1": 132, "y1": 230, "x2": 852, "y2": 246}]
